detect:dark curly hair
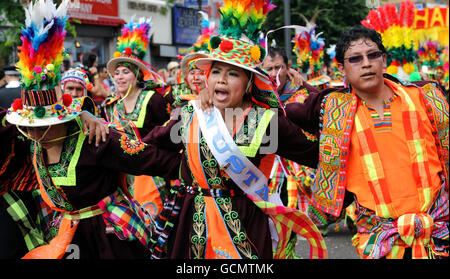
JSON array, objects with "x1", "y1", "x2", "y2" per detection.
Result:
[{"x1": 336, "y1": 25, "x2": 386, "y2": 65}]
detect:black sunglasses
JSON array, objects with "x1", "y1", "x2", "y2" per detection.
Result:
[{"x1": 343, "y1": 51, "x2": 384, "y2": 64}]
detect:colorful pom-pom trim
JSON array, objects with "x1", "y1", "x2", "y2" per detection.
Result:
[
  {"x1": 210, "y1": 36, "x2": 222, "y2": 49},
  {"x1": 120, "y1": 134, "x2": 146, "y2": 155},
  {"x1": 34, "y1": 106, "x2": 46, "y2": 118},
  {"x1": 219, "y1": 40, "x2": 233, "y2": 53},
  {"x1": 62, "y1": 94, "x2": 73, "y2": 107},
  {"x1": 12, "y1": 99, "x2": 23, "y2": 111},
  {"x1": 250, "y1": 46, "x2": 261, "y2": 61},
  {"x1": 125, "y1": 47, "x2": 133, "y2": 56}
]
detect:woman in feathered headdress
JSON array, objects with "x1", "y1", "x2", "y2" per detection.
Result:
[
  {"x1": 3, "y1": 0, "x2": 182, "y2": 259},
  {"x1": 101, "y1": 17, "x2": 175, "y2": 228},
  {"x1": 102, "y1": 16, "x2": 170, "y2": 137},
  {"x1": 147, "y1": 0, "x2": 327, "y2": 259}
]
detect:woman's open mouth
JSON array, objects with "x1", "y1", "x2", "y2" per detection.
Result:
[{"x1": 214, "y1": 89, "x2": 229, "y2": 102}]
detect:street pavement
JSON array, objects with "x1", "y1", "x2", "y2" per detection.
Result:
[{"x1": 295, "y1": 220, "x2": 360, "y2": 259}]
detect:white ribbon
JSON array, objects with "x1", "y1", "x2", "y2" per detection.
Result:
[
  {"x1": 191, "y1": 100, "x2": 282, "y2": 206},
  {"x1": 191, "y1": 100, "x2": 283, "y2": 250},
  {"x1": 264, "y1": 25, "x2": 309, "y2": 61}
]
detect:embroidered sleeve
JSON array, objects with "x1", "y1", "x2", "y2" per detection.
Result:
[
  {"x1": 319, "y1": 93, "x2": 329, "y2": 134},
  {"x1": 268, "y1": 112, "x2": 319, "y2": 168},
  {"x1": 91, "y1": 127, "x2": 181, "y2": 179},
  {"x1": 284, "y1": 89, "x2": 330, "y2": 134}
]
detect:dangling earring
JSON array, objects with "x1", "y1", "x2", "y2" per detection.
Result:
[{"x1": 245, "y1": 73, "x2": 254, "y2": 95}]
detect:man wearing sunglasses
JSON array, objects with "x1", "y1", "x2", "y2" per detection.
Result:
[{"x1": 286, "y1": 25, "x2": 449, "y2": 259}]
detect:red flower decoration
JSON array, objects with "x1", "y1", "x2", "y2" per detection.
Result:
[
  {"x1": 12, "y1": 98, "x2": 23, "y2": 110},
  {"x1": 62, "y1": 94, "x2": 73, "y2": 107},
  {"x1": 125, "y1": 47, "x2": 133, "y2": 56},
  {"x1": 219, "y1": 40, "x2": 234, "y2": 52}
]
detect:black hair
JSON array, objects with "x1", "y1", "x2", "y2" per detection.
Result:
[
  {"x1": 336, "y1": 25, "x2": 386, "y2": 64},
  {"x1": 137, "y1": 71, "x2": 146, "y2": 89},
  {"x1": 82, "y1": 52, "x2": 98, "y2": 68},
  {"x1": 267, "y1": 46, "x2": 289, "y2": 66}
]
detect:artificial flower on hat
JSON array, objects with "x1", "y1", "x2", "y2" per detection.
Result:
[
  {"x1": 6, "y1": 0, "x2": 96, "y2": 127},
  {"x1": 195, "y1": 0, "x2": 283, "y2": 109}
]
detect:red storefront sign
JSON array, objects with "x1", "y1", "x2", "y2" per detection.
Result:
[
  {"x1": 414, "y1": 6, "x2": 449, "y2": 29},
  {"x1": 67, "y1": 0, "x2": 125, "y2": 26}
]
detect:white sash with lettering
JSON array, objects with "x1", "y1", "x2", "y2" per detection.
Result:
[
  {"x1": 191, "y1": 100, "x2": 282, "y2": 205},
  {"x1": 191, "y1": 101, "x2": 282, "y2": 249}
]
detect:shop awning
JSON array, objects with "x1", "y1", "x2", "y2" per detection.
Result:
[{"x1": 69, "y1": 17, "x2": 126, "y2": 27}]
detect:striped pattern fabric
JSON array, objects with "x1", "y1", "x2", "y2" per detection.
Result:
[
  {"x1": 32, "y1": 190, "x2": 59, "y2": 242},
  {"x1": 62, "y1": 189, "x2": 151, "y2": 247},
  {"x1": 354, "y1": 108, "x2": 399, "y2": 218},
  {"x1": 1, "y1": 192, "x2": 45, "y2": 251},
  {"x1": 97, "y1": 190, "x2": 152, "y2": 248},
  {"x1": 363, "y1": 95, "x2": 396, "y2": 132},
  {"x1": 23, "y1": 189, "x2": 151, "y2": 258},
  {"x1": 0, "y1": 161, "x2": 37, "y2": 195},
  {"x1": 351, "y1": 179, "x2": 448, "y2": 259},
  {"x1": 397, "y1": 213, "x2": 434, "y2": 259},
  {"x1": 249, "y1": 196, "x2": 328, "y2": 259},
  {"x1": 0, "y1": 139, "x2": 38, "y2": 195},
  {"x1": 395, "y1": 85, "x2": 434, "y2": 212},
  {"x1": 21, "y1": 88, "x2": 58, "y2": 107},
  {"x1": 149, "y1": 186, "x2": 185, "y2": 259},
  {"x1": 286, "y1": 176, "x2": 299, "y2": 209}
]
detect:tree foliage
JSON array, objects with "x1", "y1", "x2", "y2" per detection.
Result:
[
  {"x1": 262, "y1": 0, "x2": 370, "y2": 64},
  {"x1": 0, "y1": 0, "x2": 26, "y2": 64},
  {"x1": 0, "y1": 0, "x2": 77, "y2": 65}
]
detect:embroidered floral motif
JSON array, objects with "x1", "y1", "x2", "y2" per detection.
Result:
[
  {"x1": 108, "y1": 90, "x2": 150, "y2": 121},
  {"x1": 191, "y1": 195, "x2": 206, "y2": 259},
  {"x1": 215, "y1": 197, "x2": 258, "y2": 259},
  {"x1": 199, "y1": 136, "x2": 224, "y2": 189},
  {"x1": 119, "y1": 134, "x2": 146, "y2": 155},
  {"x1": 32, "y1": 138, "x2": 74, "y2": 211}
]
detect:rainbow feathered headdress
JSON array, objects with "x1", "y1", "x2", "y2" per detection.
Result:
[
  {"x1": 361, "y1": 1, "x2": 416, "y2": 80},
  {"x1": 6, "y1": 0, "x2": 96, "y2": 128},
  {"x1": 291, "y1": 10, "x2": 325, "y2": 76},
  {"x1": 218, "y1": 0, "x2": 276, "y2": 43},
  {"x1": 16, "y1": 0, "x2": 69, "y2": 91},
  {"x1": 115, "y1": 16, "x2": 151, "y2": 61},
  {"x1": 189, "y1": 11, "x2": 217, "y2": 53},
  {"x1": 292, "y1": 27, "x2": 325, "y2": 76},
  {"x1": 108, "y1": 16, "x2": 161, "y2": 83},
  {"x1": 196, "y1": 0, "x2": 283, "y2": 109},
  {"x1": 196, "y1": 0, "x2": 276, "y2": 72}
]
